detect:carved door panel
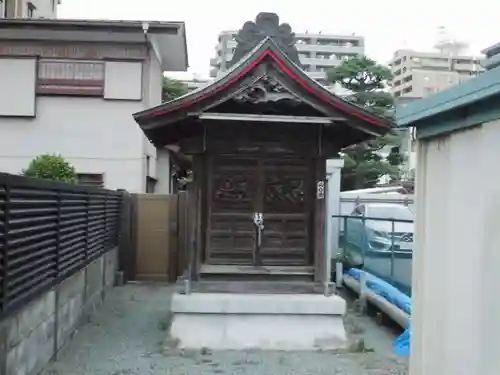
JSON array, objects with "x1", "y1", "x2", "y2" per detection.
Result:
[
  {"x1": 259, "y1": 160, "x2": 312, "y2": 266},
  {"x1": 206, "y1": 156, "x2": 313, "y2": 266},
  {"x1": 206, "y1": 157, "x2": 258, "y2": 265}
]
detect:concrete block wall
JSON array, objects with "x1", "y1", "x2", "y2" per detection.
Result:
[{"x1": 0, "y1": 247, "x2": 118, "y2": 375}]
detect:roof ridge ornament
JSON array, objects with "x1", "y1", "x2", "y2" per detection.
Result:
[{"x1": 228, "y1": 12, "x2": 303, "y2": 69}]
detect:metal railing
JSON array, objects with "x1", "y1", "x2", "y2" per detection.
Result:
[
  {"x1": 332, "y1": 215, "x2": 414, "y2": 295},
  {"x1": 0, "y1": 173, "x2": 122, "y2": 318}
]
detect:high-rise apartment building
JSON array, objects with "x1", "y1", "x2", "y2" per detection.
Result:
[
  {"x1": 210, "y1": 30, "x2": 364, "y2": 90},
  {"x1": 392, "y1": 37, "x2": 484, "y2": 182},
  {"x1": 1, "y1": 0, "x2": 59, "y2": 19},
  {"x1": 389, "y1": 42, "x2": 483, "y2": 101}
]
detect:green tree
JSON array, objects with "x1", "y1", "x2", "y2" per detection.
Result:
[
  {"x1": 162, "y1": 77, "x2": 188, "y2": 102},
  {"x1": 162, "y1": 77, "x2": 191, "y2": 189},
  {"x1": 22, "y1": 154, "x2": 77, "y2": 183},
  {"x1": 327, "y1": 56, "x2": 404, "y2": 190}
]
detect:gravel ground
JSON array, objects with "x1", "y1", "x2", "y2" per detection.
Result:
[{"x1": 42, "y1": 283, "x2": 408, "y2": 375}]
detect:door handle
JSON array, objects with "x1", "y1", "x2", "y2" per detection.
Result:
[
  {"x1": 253, "y1": 212, "x2": 264, "y2": 246},
  {"x1": 253, "y1": 212, "x2": 264, "y2": 265}
]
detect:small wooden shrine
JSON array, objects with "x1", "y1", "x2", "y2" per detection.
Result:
[{"x1": 134, "y1": 13, "x2": 392, "y2": 290}]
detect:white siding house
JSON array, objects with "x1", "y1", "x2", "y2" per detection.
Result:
[
  {"x1": 1, "y1": 0, "x2": 59, "y2": 19},
  {"x1": 0, "y1": 19, "x2": 188, "y2": 192},
  {"x1": 397, "y1": 67, "x2": 500, "y2": 375}
]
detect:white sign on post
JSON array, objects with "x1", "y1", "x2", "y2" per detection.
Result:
[{"x1": 316, "y1": 180, "x2": 325, "y2": 200}]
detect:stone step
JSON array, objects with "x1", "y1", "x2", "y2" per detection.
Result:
[
  {"x1": 176, "y1": 280, "x2": 335, "y2": 295},
  {"x1": 169, "y1": 292, "x2": 347, "y2": 350},
  {"x1": 198, "y1": 264, "x2": 315, "y2": 283}
]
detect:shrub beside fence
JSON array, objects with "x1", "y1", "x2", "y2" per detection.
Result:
[{"x1": 0, "y1": 173, "x2": 122, "y2": 319}]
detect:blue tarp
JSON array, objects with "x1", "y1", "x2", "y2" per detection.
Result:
[
  {"x1": 344, "y1": 268, "x2": 411, "y2": 356},
  {"x1": 393, "y1": 327, "x2": 411, "y2": 356}
]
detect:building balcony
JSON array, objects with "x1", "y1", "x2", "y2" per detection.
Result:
[
  {"x1": 301, "y1": 57, "x2": 340, "y2": 67},
  {"x1": 410, "y1": 58, "x2": 450, "y2": 70},
  {"x1": 453, "y1": 62, "x2": 484, "y2": 73},
  {"x1": 296, "y1": 43, "x2": 364, "y2": 55},
  {"x1": 305, "y1": 71, "x2": 328, "y2": 81}
]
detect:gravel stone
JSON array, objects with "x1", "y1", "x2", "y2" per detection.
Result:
[{"x1": 41, "y1": 283, "x2": 408, "y2": 375}]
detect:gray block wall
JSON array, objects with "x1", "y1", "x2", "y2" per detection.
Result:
[{"x1": 0, "y1": 247, "x2": 118, "y2": 375}]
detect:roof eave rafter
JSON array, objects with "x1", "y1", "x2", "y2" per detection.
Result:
[{"x1": 194, "y1": 112, "x2": 346, "y2": 124}]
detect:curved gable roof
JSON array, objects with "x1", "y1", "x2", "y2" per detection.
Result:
[
  {"x1": 134, "y1": 37, "x2": 392, "y2": 129},
  {"x1": 133, "y1": 13, "x2": 394, "y2": 149}
]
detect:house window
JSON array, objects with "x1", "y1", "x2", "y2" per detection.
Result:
[
  {"x1": 27, "y1": 2, "x2": 35, "y2": 18},
  {"x1": 37, "y1": 60, "x2": 105, "y2": 96},
  {"x1": 77, "y1": 173, "x2": 104, "y2": 188}
]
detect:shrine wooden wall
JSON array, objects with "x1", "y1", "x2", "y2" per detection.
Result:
[{"x1": 182, "y1": 121, "x2": 331, "y2": 282}]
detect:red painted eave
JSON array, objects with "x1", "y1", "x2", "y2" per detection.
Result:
[{"x1": 134, "y1": 48, "x2": 392, "y2": 129}]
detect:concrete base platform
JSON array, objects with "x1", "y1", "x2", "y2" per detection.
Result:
[{"x1": 170, "y1": 293, "x2": 348, "y2": 350}]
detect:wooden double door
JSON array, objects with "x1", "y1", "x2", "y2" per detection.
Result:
[{"x1": 205, "y1": 155, "x2": 314, "y2": 266}]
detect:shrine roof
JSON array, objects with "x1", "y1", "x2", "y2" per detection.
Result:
[{"x1": 133, "y1": 13, "x2": 394, "y2": 146}]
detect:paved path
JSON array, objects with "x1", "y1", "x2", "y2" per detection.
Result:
[{"x1": 42, "y1": 283, "x2": 408, "y2": 375}]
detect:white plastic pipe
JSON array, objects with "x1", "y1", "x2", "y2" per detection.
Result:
[{"x1": 343, "y1": 274, "x2": 410, "y2": 328}]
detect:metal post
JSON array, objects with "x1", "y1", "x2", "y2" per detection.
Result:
[
  {"x1": 53, "y1": 190, "x2": 61, "y2": 359},
  {"x1": 390, "y1": 219, "x2": 395, "y2": 284},
  {"x1": 361, "y1": 216, "x2": 366, "y2": 265},
  {"x1": 342, "y1": 216, "x2": 347, "y2": 254},
  {"x1": 335, "y1": 216, "x2": 347, "y2": 289},
  {"x1": 359, "y1": 270, "x2": 368, "y2": 313},
  {"x1": 84, "y1": 192, "x2": 90, "y2": 263},
  {"x1": 2, "y1": 183, "x2": 11, "y2": 316},
  {"x1": 335, "y1": 216, "x2": 346, "y2": 290},
  {"x1": 323, "y1": 180, "x2": 332, "y2": 296}
]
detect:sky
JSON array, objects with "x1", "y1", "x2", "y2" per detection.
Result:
[{"x1": 59, "y1": 0, "x2": 499, "y2": 80}]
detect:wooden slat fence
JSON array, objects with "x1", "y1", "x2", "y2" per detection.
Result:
[{"x1": 0, "y1": 173, "x2": 122, "y2": 318}]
